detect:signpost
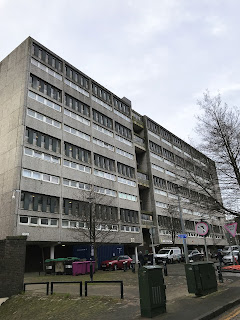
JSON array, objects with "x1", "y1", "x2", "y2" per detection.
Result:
[
  {"x1": 224, "y1": 222, "x2": 238, "y2": 265},
  {"x1": 224, "y1": 222, "x2": 237, "y2": 238},
  {"x1": 195, "y1": 221, "x2": 209, "y2": 262},
  {"x1": 178, "y1": 234, "x2": 187, "y2": 239}
]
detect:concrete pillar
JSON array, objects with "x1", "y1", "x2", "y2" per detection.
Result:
[
  {"x1": 50, "y1": 245, "x2": 55, "y2": 259},
  {"x1": 135, "y1": 246, "x2": 139, "y2": 263}
]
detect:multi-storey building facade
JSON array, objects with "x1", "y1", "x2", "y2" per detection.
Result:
[{"x1": 0, "y1": 37, "x2": 227, "y2": 269}]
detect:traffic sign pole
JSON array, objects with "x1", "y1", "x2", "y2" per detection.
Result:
[{"x1": 177, "y1": 192, "x2": 189, "y2": 263}]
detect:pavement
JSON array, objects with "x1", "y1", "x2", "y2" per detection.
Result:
[
  {"x1": 2, "y1": 263, "x2": 240, "y2": 320},
  {"x1": 0, "y1": 298, "x2": 8, "y2": 306}
]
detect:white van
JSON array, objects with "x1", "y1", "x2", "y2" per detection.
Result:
[{"x1": 154, "y1": 247, "x2": 182, "y2": 264}]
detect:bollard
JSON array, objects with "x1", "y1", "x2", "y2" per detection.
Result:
[
  {"x1": 131, "y1": 262, "x2": 135, "y2": 273},
  {"x1": 163, "y1": 260, "x2": 168, "y2": 276},
  {"x1": 123, "y1": 261, "x2": 127, "y2": 272},
  {"x1": 90, "y1": 261, "x2": 93, "y2": 281},
  {"x1": 217, "y1": 265, "x2": 223, "y2": 283}
]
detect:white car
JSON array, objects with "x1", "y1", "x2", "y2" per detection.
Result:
[
  {"x1": 223, "y1": 250, "x2": 239, "y2": 264},
  {"x1": 154, "y1": 247, "x2": 182, "y2": 264}
]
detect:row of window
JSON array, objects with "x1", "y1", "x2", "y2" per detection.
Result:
[
  {"x1": 20, "y1": 216, "x2": 58, "y2": 227},
  {"x1": 147, "y1": 119, "x2": 208, "y2": 165},
  {"x1": 25, "y1": 128, "x2": 61, "y2": 153},
  {"x1": 65, "y1": 65, "x2": 89, "y2": 90},
  {"x1": 31, "y1": 58, "x2": 62, "y2": 81},
  {"x1": 150, "y1": 149, "x2": 211, "y2": 180},
  {"x1": 21, "y1": 192, "x2": 59, "y2": 213},
  {"x1": 30, "y1": 74, "x2": 61, "y2": 102},
  {"x1": 28, "y1": 90, "x2": 61, "y2": 112},
  {"x1": 27, "y1": 108, "x2": 61, "y2": 128},
  {"x1": 153, "y1": 176, "x2": 210, "y2": 203},
  {"x1": 32, "y1": 43, "x2": 63, "y2": 72},
  {"x1": 32, "y1": 44, "x2": 131, "y2": 120}
]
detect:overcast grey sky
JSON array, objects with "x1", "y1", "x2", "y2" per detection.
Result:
[{"x1": 1, "y1": 0, "x2": 240, "y2": 143}]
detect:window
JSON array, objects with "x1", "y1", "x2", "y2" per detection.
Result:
[
  {"x1": 20, "y1": 216, "x2": 28, "y2": 224},
  {"x1": 115, "y1": 122, "x2": 132, "y2": 140},
  {"x1": 153, "y1": 176, "x2": 167, "y2": 190},
  {"x1": 31, "y1": 58, "x2": 62, "y2": 81},
  {"x1": 93, "y1": 123, "x2": 113, "y2": 137},
  {"x1": 63, "y1": 199, "x2": 89, "y2": 217},
  {"x1": 92, "y1": 109, "x2": 113, "y2": 129},
  {"x1": 151, "y1": 163, "x2": 164, "y2": 172},
  {"x1": 113, "y1": 97, "x2": 130, "y2": 116},
  {"x1": 172, "y1": 135, "x2": 182, "y2": 148},
  {"x1": 22, "y1": 169, "x2": 59, "y2": 184},
  {"x1": 160, "y1": 127, "x2": 172, "y2": 142},
  {"x1": 64, "y1": 143, "x2": 91, "y2": 163},
  {"x1": 116, "y1": 148, "x2": 134, "y2": 160},
  {"x1": 21, "y1": 191, "x2": 59, "y2": 213},
  {"x1": 118, "y1": 177, "x2": 136, "y2": 187},
  {"x1": 65, "y1": 93, "x2": 90, "y2": 117},
  {"x1": 24, "y1": 147, "x2": 60, "y2": 164},
  {"x1": 118, "y1": 192, "x2": 137, "y2": 201},
  {"x1": 27, "y1": 109, "x2": 61, "y2": 128},
  {"x1": 149, "y1": 141, "x2": 162, "y2": 155},
  {"x1": 29, "y1": 74, "x2": 62, "y2": 102},
  {"x1": 94, "y1": 154, "x2": 115, "y2": 172},
  {"x1": 95, "y1": 204, "x2": 118, "y2": 221},
  {"x1": 32, "y1": 43, "x2": 62, "y2": 72},
  {"x1": 65, "y1": 65, "x2": 89, "y2": 89},
  {"x1": 64, "y1": 125, "x2": 90, "y2": 141},
  {"x1": 185, "y1": 160, "x2": 194, "y2": 171},
  {"x1": 92, "y1": 83, "x2": 111, "y2": 104},
  {"x1": 93, "y1": 138, "x2": 114, "y2": 151},
  {"x1": 63, "y1": 179, "x2": 91, "y2": 191},
  {"x1": 28, "y1": 91, "x2": 61, "y2": 112},
  {"x1": 25, "y1": 128, "x2": 61, "y2": 153},
  {"x1": 167, "y1": 181, "x2": 178, "y2": 193},
  {"x1": 163, "y1": 148, "x2": 174, "y2": 161},
  {"x1": 147, "y1": 119, "x2": 159, "y2": 134},
  {"x1": 63, "y1": 160, "x2": 91, "y2": 173},
  {"x1": 115, "y1": 134, "x2": 132, "y2": 146},
  {"x1": 64, "y1": 109, "x2": 90, "y2": 126},
  {"x1": 117, "y1": 162, "x2": 135, "y2": 178},
  {"x1": 120, "y1": 208, "x2": 139, "y2": 223},
  {"x1": 175, "y1": 155, "x2": 185, "y2": 168},
  {"x1": 94, "y1": 169, "x2": 116, "y2": 181},
  {"x1": 64, "y1": 79, "x2": 89, "y2": 97},
  {"x1": 156, "y1": 201, "x2": 168, "y2": 208},
  {"x1": 94, "y1": 186, "x2": 116, "y2": 197}
]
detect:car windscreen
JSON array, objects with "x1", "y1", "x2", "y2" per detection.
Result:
[
  {"x1": 159, "y1": 250, "x2": 170, "y2": 254},
  {"x1": 108, "y1": 256, "x2": 119, "y2": 261}
]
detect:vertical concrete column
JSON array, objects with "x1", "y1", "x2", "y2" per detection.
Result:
[
  {"x1": 135, "y1": 246, "x2": 139, "y2": 263},
  {"x1": 50, "y1": 245, "x2": 55, "y2": 259}
]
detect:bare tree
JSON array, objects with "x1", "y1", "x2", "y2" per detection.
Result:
[
  {"x1": 167, "y1": 204, "x2": 182, "y2": 245},
  {"x1": 68, "y1": 186, "x2": 120, "y2": 269},
  {"x1": 193, "y1": 90, "x2": 240, "y2": 215}
]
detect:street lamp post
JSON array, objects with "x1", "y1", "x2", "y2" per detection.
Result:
[
  {"x1": 87, "y1": 196, "x2": 95, "y2": 281},
  {"x1": 176, "y1": 188, "x2": 189, "y2": 264}
]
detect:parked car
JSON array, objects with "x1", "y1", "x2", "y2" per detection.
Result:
[
  {"x1": 223, "y1": 250, "x2": 239, "y2": 265},
  {"x1": 188, "y1": 250, "x2": 204, "y2": 262},
  {"x1": 101, "y1": 255, "x2": 132, "y2": 271},
  {"x1": 222, "y1": 246, "x2": 240, "y2": 256},
  {"x1": 154, "y1": 247, "x2": 182, "y2": 264}
]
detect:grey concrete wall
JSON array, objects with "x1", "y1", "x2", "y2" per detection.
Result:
[
  {"x1": 0, "y1": 236, "x2": 27, "y2": 298},
  {"x1": 0, "y1": 38, "x2": 29, "y2": 239}
]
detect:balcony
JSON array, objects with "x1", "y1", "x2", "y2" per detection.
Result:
[
  {"x1": 137, "y1": 172, "x2": 149, "y2": 188},
  {"x1": 132, "y1": 112, "x2": 144, "y2": 133},
  {"x1": 134, "y1": 135, "x2": 146, "y2": 152},
  {"x1": 141, "y1": 211, "x2": 154, "y2": 227}
]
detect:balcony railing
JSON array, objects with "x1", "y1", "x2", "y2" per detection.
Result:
[
  {"x1": 132, "y1": 112, "x2": 143, "y2": 123},
  {"x1": 134, "y1": 135, "x2": 145, "y2": 147}
]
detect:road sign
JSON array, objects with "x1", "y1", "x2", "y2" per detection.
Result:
[
  {"x1": 178, "y1": 234, "x2": 187, "y2": 239},
  {"x1": 195, "y1": 221, "x2": 209, "y2": 236},
  {"x1": 224, "y1": 222, "x2": 238, "y2": 237}
]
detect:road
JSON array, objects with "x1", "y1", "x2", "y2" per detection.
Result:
[{"x1": 214, "y1": 306, "x2": 240, "y2": 319}]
